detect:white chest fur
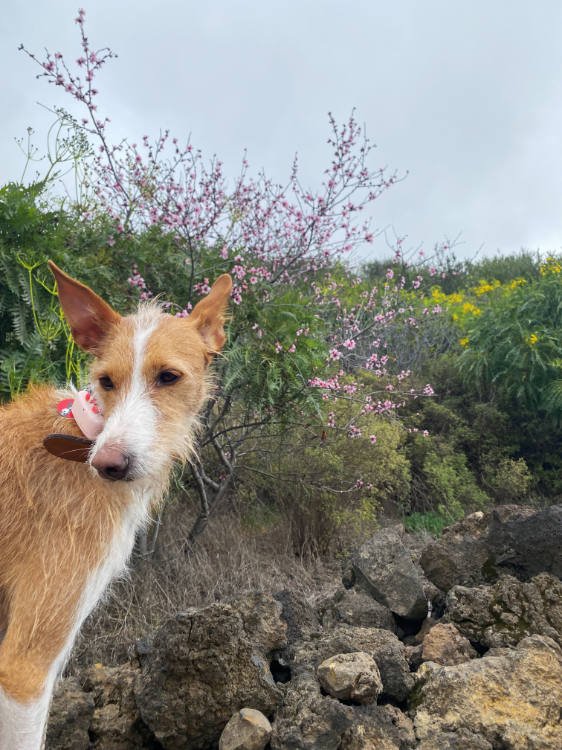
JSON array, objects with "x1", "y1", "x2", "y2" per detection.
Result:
[
  {"x1": 54, "y1": 486, "x2": 154, "y2": 676},
  {"x1": 0, "y1": 489, "x2": 154, "y2": 750}
]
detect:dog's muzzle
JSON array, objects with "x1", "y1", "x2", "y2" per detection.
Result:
[{"x1": 91, "y1": 445, "x2": 132, "y2": 481}]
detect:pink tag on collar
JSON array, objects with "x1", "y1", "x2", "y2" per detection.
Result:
[{"x1": 56, "y1": 390, "x2": 104, "y2": 440}]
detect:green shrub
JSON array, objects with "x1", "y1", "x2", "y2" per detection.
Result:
[
  {"x1": 0, "y1": 181, "x2": 222, "y2": 399},
  {"x1": 424, "y1": 450, "x2": 488, "y2": 518},
  {"x1": 463, "y1": 251, "x2": 541, "y2": 286},
  {"x1": 483, "y1": 457, "x2": 532, "y2": 504},
  {"x1": 238, "y1": 405, "x2": 411, "y2": 555},
  {"x1": 2, "y1": 175, "x2": 559, "y2": 534},
  {"x1": 404, "y1": 510, "x2": 452, "y2": 536},
  {"x1": 458, "y1": 258, "x2": 562, "y2": 416}
]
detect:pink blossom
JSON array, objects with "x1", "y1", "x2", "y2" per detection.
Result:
[{"x1": 19, "y1": 20, "x2": 438, "y2": 494}]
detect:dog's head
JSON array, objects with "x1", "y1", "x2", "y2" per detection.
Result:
[{"x1": 49, "y1": 262, "x2": 232, "y2": 484}]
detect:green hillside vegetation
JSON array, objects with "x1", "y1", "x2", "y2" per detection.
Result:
[{"x1": 1, "y1": 180, "x2": 560, "y2": 551}]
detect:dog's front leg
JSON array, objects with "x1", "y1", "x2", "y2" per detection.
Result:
[
  {"x1": 0, "y1": 579, "x2": 81, "y2": 750},
  {"x1": 0, "y1": 679, "x2": 54, "y2": 750}
]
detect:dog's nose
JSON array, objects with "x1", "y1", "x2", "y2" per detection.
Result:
[{"x1": 91, "y1": 446, "x2": 130, "y2": 481}]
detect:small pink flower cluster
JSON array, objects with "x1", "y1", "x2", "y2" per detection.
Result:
[
  {"x1": 21, "y1": 12, "x2": 447, "y2": 457},
  {"x1": 22, "y1": 23, "x2": 402, "y2": 316},
  {"x1": 127, "y1": 263, "x2": 152, "y2": 301}
]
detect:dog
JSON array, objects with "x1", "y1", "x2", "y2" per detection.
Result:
[{"x1": 0, "y1": 262, "x2": 232, "y2": 749}]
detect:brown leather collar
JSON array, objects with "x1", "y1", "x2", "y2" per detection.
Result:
[{"x1": 43, "y1": 433, "x2": 93, "y2": 462}]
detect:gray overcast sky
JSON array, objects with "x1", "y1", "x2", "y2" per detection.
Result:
[{"x1": 3, "y1": 0, "x2": 562, "y2": 261}]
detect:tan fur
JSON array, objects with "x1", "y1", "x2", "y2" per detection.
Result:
[
  {"x1": 0, "y1": 267, "x2": 231, "y2": 708},
  {"x1": 0, "y1": 384, "x2": 127, "y2": 701},
  {"x1": 90, "y1": 309, "x2": 211, "y2": 466}
]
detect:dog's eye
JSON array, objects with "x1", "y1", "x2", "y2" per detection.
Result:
[
  {"x1": 99, "y1": 375, "x2": 114, "y2": 391},
  {"x1": 157, "y1": 370, "x2": 181, "y2": 386}
]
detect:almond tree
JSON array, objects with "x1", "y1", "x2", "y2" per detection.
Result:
[{"x1": 20, "y1": 10, "x2": 440, "y2": 545}]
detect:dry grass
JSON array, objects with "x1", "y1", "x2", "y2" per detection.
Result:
[{"x1": 68, "y1": 496, "x2": 341, "y2": 671}]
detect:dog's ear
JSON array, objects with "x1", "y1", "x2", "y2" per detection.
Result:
[
  {"x1": 188, "y1": 274, "x2": 232, "y2": 360},
  {"x1": 48, "y1": 261, "x2": 121, "y2": 353}
]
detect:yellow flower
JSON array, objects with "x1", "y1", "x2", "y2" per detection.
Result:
[
  {"x1": 462, "y1": 302, "x2": 481, "y2": 316},
  {"x1": 508, "y1": 278, "x2": 526, "y2": 289},
  {"x1": 474, "y1": 281, "x2": 493, "y2": 296},
  {"x1": 459, "y1": 337, "x2": 469, "y2": 347},
  {"x1": 473, "y1": 279, "x2": 501, "y2": 295},
  {"x1": 526, "y1": 333, "x2": 539, "y2": 346},
  {"x1": 448, "y1": 292, "x2": 464, "y2": 304},
  {"x1": 540, "y1": 256, "x2": 561, "y2": 275}
]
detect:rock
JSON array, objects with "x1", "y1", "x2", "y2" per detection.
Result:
[
  {"x1": 274, "y1": 589, "x2": 320, "y2": 641},
  {"x1": 411, "y1": 635, "x2": 562, "y2": 749},
  {"x1": 421, "y1": 622, "x2": 476, "y2": 665},
  {"x1": 342, "y1": 564, "x2": 356, "y2": 589},
  {"x1": 351, "y1": 526, "x2": 428, "y2": 619},
  {"x1": 271, "y1": 673, "x2": 353, "y2": 750},
  {"x1": 272, "y1": 622, "x2": 414, "y2": 748},
  {"x1": 135, "y1": 593, "x2": 286, "y2": 750},
  {"x1": 46, "y1": 677, "x2": 94, "y2": 750},
  {"x1": 317, "y1": 587, "x2": 395, "y2": 632},
  {"x1": 408, "y1": 615, "x2": 436, "y2": 645},
  {"x1": 420, "y1": 511, "x2": 495, "y2": 591},
  {"x1": 291, "y1": 625, "x2": 413, "y2": 702},
  {"x1": 445, "y1": 572, "x2": 562, "y2": 648},
  {"x1": 84, "y1": 662, "x2": 148, "y2": 748},
  {"x1": 400, "y1": 528, "x2": 434, "y2": 563},
  {"x1": 317, "y1": 652, "x2": 382, "y2": 704},
  {"x1": 340, "y1": 704, "x2": 416, "y2": 750},
  {"x1": 358, "y1": 629, "x2": 414, "y2": 703},
  {"x1": 404, "y1": 643, "x2": 424, "y2": 671},
  {"x1": 487, "y1": 503, "x2": 562, "y2": 579},
  {"x1": 219, "y1": 708, "x2": 272, "y2": 750},
  {"x1": 420, "y1": 505, "x2": 561, "y2": 591},
  {"x1": 417, "y1": 728, "x2": 493, "y2": 749}
]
